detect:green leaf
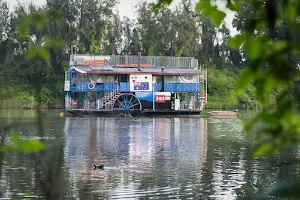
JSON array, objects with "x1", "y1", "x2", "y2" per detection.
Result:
[
  {"x1": 211, "y1": 9, "x2": 226, "y2": 27},
  {"x1": 272, "y1": 40, "x2": 287, "y2": 52},
  {"x1": 263, "y1": 181, "x2": 300, "y2": 198},
  {"x1": 227, "y1": 34, "x2": 246, "y2": 49},
  {"x1": 254, "y1": 76, "x2": 273, "y2": 104},
  {"x1": 19, "y1": 18, "x2": 30, "y2": 36},
  {"x1": 226, "y1": 0, "x2": 238, "y2": 11},
  {"x1": 37, "y1": 47, "x2": 50, "y2": 61},
  {"x1": 235, "y1": 67, "x2": 254, "y2": 94},
  {"x1": 261, "y1": 112, "x2": 278, "y2": 128},
  {"x1": 245, "y1": 36, "x2": 264, "y2": 59},
  {"x1": 32, "y1": 13, "x2": 45, "y2": 31},
  {"x1": 1, "y1": 134, "x2": 46, "y2": 152},
  {"x1": 27, "y1": 49, "x2": 35, "y2": 59},
  {"x1": 18, "y1": 139, "x2": 46, "y2": 152},
  {"x1": 46, "y1": 9, "x2": 62, "y2": 18},
  {"x1": 26, "y1": 43, "x2": 37, "y2": 59},
  {"x1": 254, "y1": 142, "x2": 278, "y2": 156},
  {"x1": 152, "y1": 0, "x2": 173, "y2": 10},
  {"x1": 195, "y1": 0, "x2": 211, "y2": 12},
  {"x1": 45, "y1": 38, "x2": 63, "y2": 48},
  {"x1": 195, "y1": 0, "x2": 225, "y2": 26},
  {"x1": 11, "y1": 134, "x2": 21, "y2": 144},
  {"x1": 244, "y1": 111, "x2": 262, "y2": 131}
]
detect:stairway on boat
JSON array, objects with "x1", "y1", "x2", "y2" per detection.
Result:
[{"x1": 96, "y1": 87, "x2": 120, "y2": 110}]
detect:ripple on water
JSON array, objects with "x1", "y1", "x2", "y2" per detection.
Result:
[
  {"x1": 106, "y1": 186, "x2": 181, "y2": 199},
  {"x1": 2, "y1": 111, "x2": 287, "y2": 199}
]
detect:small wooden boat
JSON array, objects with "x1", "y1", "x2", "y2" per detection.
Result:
[{"x1": 207, "y1": 111, "x2": 238, "y2": 118}]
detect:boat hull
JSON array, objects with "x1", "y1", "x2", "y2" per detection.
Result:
[
  {"x1": 66, "y1": 109, "x2": 201, "y2": 117},
  {"x1": 207, "y1": 111, "x2": 237, "y2": 118}
]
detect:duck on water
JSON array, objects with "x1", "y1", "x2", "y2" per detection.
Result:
[{"x1": 94, "y1": 165, "x2": 104, "y2": 170}]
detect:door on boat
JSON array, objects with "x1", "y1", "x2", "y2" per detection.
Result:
[
  {"x1": 117, "y1": 74, "x2": 129, "y2": 90},
  {"x1": 119, "y1": 74, "x2": 128, "y2": 82}
]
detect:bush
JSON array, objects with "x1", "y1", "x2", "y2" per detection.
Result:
[{"x1": 207, "y1": 67, "x2": 261, "y2": 109}]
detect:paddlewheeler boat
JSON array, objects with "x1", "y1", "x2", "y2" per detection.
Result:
[{"x1": 64, "y1": 53, "x2": 207, "y2": 116}]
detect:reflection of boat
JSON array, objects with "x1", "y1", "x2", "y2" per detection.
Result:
[
  {"x1": 64, "y1": 54, "x2": 207, "y2": 116},
  {"x1": 207, "y1": 111, "x2": 237, "y2": 118}
]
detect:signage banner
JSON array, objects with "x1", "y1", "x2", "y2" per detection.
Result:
[
  {"x1": 155, "y1": 92, "x2": 171, "y2": 103},
  {"x1": 130, "y1": 74, "x2": 152, "y2": 92},
  {"x1": 156, "y1": 95, "x2": 165, "y2": 103}
]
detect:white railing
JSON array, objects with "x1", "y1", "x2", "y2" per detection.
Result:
[
  {"x1": 71, "y1": 54, "x2": 198, "y2": 69},
  {"x1": 111, "y1": 55, "x2": 198, "y2": 69}
]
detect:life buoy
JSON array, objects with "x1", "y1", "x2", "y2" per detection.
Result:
[{"x1": 88, "y1": 83, "x2": 95, "y2": 90}]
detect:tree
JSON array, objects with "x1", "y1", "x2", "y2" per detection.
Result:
[
  {"x1": 198, "y1": 17, "x2": 216, "y2": 67},
  {"x1": 102, "y1": 13, "x2": 122, "y2": 55},
  {"x1": 218, "y1": 23, "x2": 230, "y2": 70},
  {"x1": 0, "y1": 0, "x2": 9, "y2": 42},
  {"x1": 0, "y1": 0, "x2": 10, "y2": 66}
]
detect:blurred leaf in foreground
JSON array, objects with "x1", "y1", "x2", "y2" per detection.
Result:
[{"x1": 0, "y1": 133, "x2": 46, "y2": 152}]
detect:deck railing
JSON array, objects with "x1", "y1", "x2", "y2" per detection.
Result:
[
  {"x1": 71, "y1": 82, "x2": 200, "y2": 93},
  {"x1": 111, "y1": 55, "x2": 198, "y2": 68},
  {"x1": 72, "y1": 55, "x2": 198, "y2": 69}
]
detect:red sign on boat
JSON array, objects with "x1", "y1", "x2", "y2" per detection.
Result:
[{"x1": 156, "y1": 95, "x2": 165, "y2": 103}]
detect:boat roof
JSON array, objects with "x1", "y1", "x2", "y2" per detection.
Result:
[{"x1": 72, "y1": 65, "x2": 200, "y2": 75}]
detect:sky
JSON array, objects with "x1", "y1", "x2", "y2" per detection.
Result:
[
  {"x1": 6, "y1": 0, "x2": 163, "y2": 19},
  {"x1": 6, "y1": 0, "x2": 238, "y2": 36}
]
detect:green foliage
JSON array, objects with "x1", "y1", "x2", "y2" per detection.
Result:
[
  {"x1": 205, "y1": 96, "x2": 239, "y2": 110},
  {"x1": 195, "y1": 0, "x2": 226, "y2": 26},
  {"x1": 152, "y1": 0, "x2": 172, "y2": 10},
  {"x1": 19, "y1": 9, "x2": 62, "y2": 61},
  {"x1": 227, "y1": 1, "x2": 300, "y2": 158},
  {"x1": 0, "y1": 133, "x2": 46, "y2": 152},
  {"x1": 207, "y1": 67, "x2": 265, "y2": 109},
  {"x1": 207, "y1": 68, "x2": 235, "y2": 97}
]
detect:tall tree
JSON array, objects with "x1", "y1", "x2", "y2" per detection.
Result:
[
  {"x1": 218, "y1": 23, "x2": 230, "y2": 70},
  {"x1": 198, "y1": 17, "x2": 217, "y2": 67},
  {"x1": 0, "y1": 0, "x2": 9, "y2": 42},
  {"x1": 77, "y1": 0, "x2": 118, "y2": 54},
  {"x1": 0, "y1": 0, "x2": 10, "y2": 66}
]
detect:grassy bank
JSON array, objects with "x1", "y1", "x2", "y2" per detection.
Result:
[{"x1": 205, "y1": 96, "x2": 261, "y2": 110}]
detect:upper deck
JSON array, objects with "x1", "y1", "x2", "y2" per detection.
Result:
[{"x1": 70, "y1": 55, "x2": 199, "y2": 70}]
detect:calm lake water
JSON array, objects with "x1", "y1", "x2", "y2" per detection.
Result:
[{"x1": 0, "y1": 109, "x2": 299, "y2": 199}]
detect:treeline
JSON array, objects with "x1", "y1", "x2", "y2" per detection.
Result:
[{"x1": 0, "y1": 0, "x2": 259, "y2": 109}]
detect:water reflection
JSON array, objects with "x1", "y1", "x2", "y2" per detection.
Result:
[
  {"x1": 0, "y1": 110, "x2": 299, "y2": 199},
  {"x1": 64, "y1": 117, "x2": 208, "y2": 199}
]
